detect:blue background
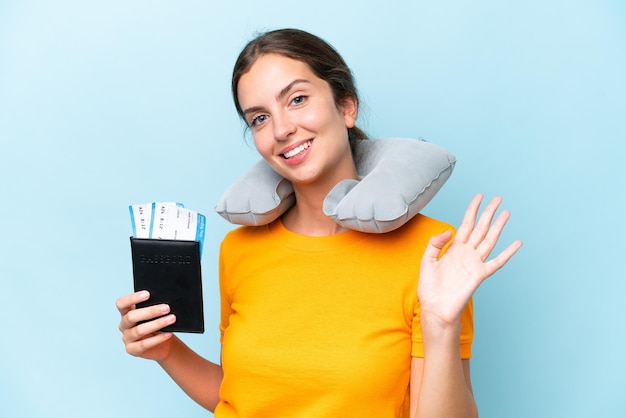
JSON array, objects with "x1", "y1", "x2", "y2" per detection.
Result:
[{"x1": 1, "y1": 1, "x2": 624, "y2": 417}]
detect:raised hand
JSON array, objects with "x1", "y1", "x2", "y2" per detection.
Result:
[
  {"x1": 116, "y1": 290, "x2": 177, "y2": 361},
  {"x1": 418, "y1": 194, "x2": 523, "y2": 328}
]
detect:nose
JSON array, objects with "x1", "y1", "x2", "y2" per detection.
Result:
[{"x1": 272, "y1": 110, "x2": 296, "y2": 141}]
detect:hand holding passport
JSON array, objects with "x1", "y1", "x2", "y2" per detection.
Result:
[{"x1": 129, "y1": 202, "x2": 206, "y2": 333}]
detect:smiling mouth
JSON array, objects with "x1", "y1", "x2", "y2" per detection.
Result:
[{"x1": 282, "y1": 140, "x2": 312, "y2": 159}]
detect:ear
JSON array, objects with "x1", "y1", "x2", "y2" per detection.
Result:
[{"x1": 340, "y1": 96, "x2": 358, "y2": 128}]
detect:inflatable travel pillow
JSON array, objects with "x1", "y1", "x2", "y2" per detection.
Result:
[{"x1": 215, "y1": 137, "x2": 456, "y2": 233}]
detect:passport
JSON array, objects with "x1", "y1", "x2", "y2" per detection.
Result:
[{"x1": 128, "y1": 202, "x2": 205, "y2": 333}]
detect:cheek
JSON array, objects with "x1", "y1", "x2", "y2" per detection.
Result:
[
  {"x1": 295, "y1": 109, "x2": 319, "y2": 129},
  {"x1": 299, "y1": 104, "x2": 343, "y2": 131},
  {"x1": 252, "y1": 131, "x2": 274, "y2": 158}
]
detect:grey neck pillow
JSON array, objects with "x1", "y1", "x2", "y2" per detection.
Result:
[{"x1": 215, "y1": 137, "x2": 456, "y2": 233}]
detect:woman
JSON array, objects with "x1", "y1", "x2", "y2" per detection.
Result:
[{"x1": 117, "y1": 28, "x2": 522, "y2": 417}]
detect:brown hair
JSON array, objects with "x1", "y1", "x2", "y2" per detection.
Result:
[{"x1": 231, "y1": 28, "x2": 368, "y2": 142}]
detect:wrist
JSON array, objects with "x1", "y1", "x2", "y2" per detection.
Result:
[
  {"x1": 155, "y1": 334, "x2": 180, "y2": 366},
  {"x1": 420, "y1": 310, "x2": 462, "y2": 342}
]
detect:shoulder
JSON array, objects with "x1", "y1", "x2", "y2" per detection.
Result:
[
  {"x1": 362, "y1": 214, "x2": 453, "y2": 258},
  {"x1": 324, "y1": 215, "x2": 454, "y2": 262},
  {"x1": 221, "y1": 224, "x2": 270, "y2": 252},
  {"x1": 391, "y1": 213, "x2": 454, "y2": 240},
  {"x1": 223, "y1": 224, "x2": 267, "y2": 240}
]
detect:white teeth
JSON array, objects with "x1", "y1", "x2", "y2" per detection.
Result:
[{"x1": 283, "y1": 141, "x2": 311, "y2": 159}]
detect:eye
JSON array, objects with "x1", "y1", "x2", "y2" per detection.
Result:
[
  {"x1": 250, "y1": 114, "x2": 268, "y2": 128},
  {"x1": 291, "y1": 95, "x2": 307, "y2": 105}
]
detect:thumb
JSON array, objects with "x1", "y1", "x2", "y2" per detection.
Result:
[{"x1": 422, "y1": 229, "x2": 454, "y2": 262}]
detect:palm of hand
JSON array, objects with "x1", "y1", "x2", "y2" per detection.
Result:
[{"x1": 418, "y1": 195, "x2": 522, "y2": 327}]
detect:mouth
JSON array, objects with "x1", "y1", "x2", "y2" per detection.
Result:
[{"x1": 282, "y1": 140, "x2": 312, "y2": 159}]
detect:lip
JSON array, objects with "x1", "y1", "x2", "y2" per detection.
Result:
[
  {"x1": 279, "y1": 139, "x2": 313, "y2": 157},
  {"x1": 279, "y1": 139, "x2": 313, "y2": 166}
]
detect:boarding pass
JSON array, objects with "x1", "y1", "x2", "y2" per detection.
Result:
[{"x1": 129, "y1": 202, "x2": 206, "y2": 257}]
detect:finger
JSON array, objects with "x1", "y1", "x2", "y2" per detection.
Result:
[
  {"x1": 484, "y1": 240, "x2": 523, "y2": 276},
  {"x1": 456, "y1": 194, "x2": 483, "y2": 243},
  {"x1": 125, "y1": 331, "x2": 174, "y2": 357},
  {"x1": 422, "y1": 230, "x2": 454, "y2": 262},
  {"x1": 476, "y1": 209, "x2": 511, "y2": 259},
  {"x1": 116, "y1": 290, "x2": 150, "y2": 315},
  {"x1": 468, "y1": 196, "x2": 502, "y2": 247},
  {"x1": 119, "y1": 303, "x2": 171, "y2": 332},
  {"x1": 122, "y1": 313, "x2": 177, "y2": 345}
]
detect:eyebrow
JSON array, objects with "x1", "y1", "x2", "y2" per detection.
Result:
[
  {"x1": 242, "y1": 79, "x2": 311, "y2": 115},
  {"x1": 277, "y1": 79, "x2": 310, "y2": 101}
]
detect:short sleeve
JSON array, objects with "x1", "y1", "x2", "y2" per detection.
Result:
[
  {"x1": 218, "y1": 239, "x2": 234, "y2": 344},
  {"x1": 410, "y1": 226, "x2": 474, "y2": 358},
  {"x1": 411, "y1": 299, "x2": 474, "y2": 358}
]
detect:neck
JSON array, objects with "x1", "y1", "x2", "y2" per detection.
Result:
[
  {"x1": 281, "y1": 193, "x2": 348, "y2": 236},
  {"x1": 282, "y1": 163, "x2": 358, "y2": 237}
]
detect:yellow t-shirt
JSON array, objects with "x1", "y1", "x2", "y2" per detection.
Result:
[{"x1": 216, "y1": 214, "x2": 473, "y2": 417}]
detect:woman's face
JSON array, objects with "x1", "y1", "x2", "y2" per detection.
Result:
[{"x1": 237, "y1": 53, "x2": 358, "y2": 187}]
